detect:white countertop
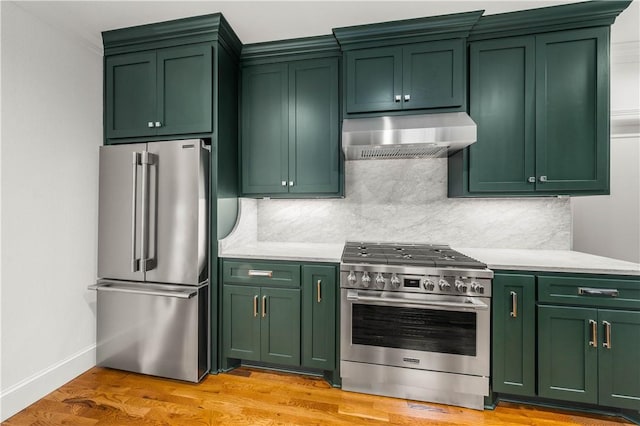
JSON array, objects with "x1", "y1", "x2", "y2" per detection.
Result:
[
  {"x1": 219, "y1": 241, "x2": 344, "y2": 263},
  {"x1": 220, "y1": 241, "x2": 640, "y2": 276},
  {"x1": 454, "y1": 247, "x2": 640, "y2": 276}
]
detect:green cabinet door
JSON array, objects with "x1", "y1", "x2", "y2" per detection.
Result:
[
  {"x1": 598, "y1": 309, "x2": 640, "y2": 410},
  {"x1": 403, "y1": 39, "x2": 464, "y2": 110},
  {"x1": 302, "y1": 265, "x2": 336, "y2": 370},
  {"x1": 538, "y1": 305, "x2": 599, "y2": 404},
  {"x1": 468, "y1": 37, "x2": 535, "y2": 193},
  {"x1": 345, "y1": 46, "x2": 403, "y2": 113},
  {"x1": 288, "y1": 58, "x2": 340, "y2": 194},
  {"x1": 260, "y1": 287, "x2": 301, "y2": 366},
  {"x1": 105, "y1": 51, "x2": 157, "y2": 139},
  {"x1": 223, "y1": 285, "x2": 261, "y2": 362},
  {"x1": 535, "y1": 27, "x2": 609, "y2": 192},
  {"x1": 156, "y1": 44, "x2": 212, "y2": 136},
  {"x1": 241, "y1": 63, "x2": 289, "y2": 195},
  {"x1": 492, "y1": 273, "x2": 536, "y2": 396}
]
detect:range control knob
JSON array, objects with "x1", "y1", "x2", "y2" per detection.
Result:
[
  {"x1": 471, "y1": 281, "x2": 485, "y2": 294},
  {"x1": 361, "y1": 272, "x2": 372, "y2": 288},
  {"x1": 439, "y1": 279, "x2": 451, "y2": 291},
  {"x1": 389, "y1": 274, "x2": 401, "y2": 289},
  {"x1": 374, "y1": 273, "x2": 385, "y2": 289},
  {"x1": 455, "y1": 280, "x2": 468, "y2": 293},
  {"x1": 347, "y1": 271, "x2": 357, "y2": 285},
  {"x1": 422, "y1": 279, "x2": 435, "y2": 291}
]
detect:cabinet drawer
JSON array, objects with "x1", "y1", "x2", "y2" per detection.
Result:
[
  {"x1": 222, "y1": 260, "x2": 301, "y2": 288},
  {"x1": 538, "y1": 275, "x2": 640, "y2": 309}
]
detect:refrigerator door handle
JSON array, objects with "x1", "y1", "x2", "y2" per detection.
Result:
[
  {"x1": 90, "y1": 282, "x2": 198, "y2": 299},
  {"x1": 131, "y1": 152, "x2": 140, "y2": 272},
  {"x1": 140, "y1": 151, "x2": 156, "y2": 273}
]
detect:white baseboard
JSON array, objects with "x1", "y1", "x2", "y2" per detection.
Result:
[{"x1": 0, "y1": 344, "x2": 96, "y2": 422}]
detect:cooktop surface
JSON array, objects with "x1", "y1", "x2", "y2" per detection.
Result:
[{"x1": 341, "y1": 242, "x2": 487, "y2": 269}]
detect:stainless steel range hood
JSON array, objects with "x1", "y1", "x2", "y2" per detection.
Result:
[{"x1": 342, "y1": 112, "x2": 477, "y2": 160}]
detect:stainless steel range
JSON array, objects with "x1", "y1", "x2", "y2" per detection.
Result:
[{"x1": 340, "y1": 242, "x2": 494, "y2": 410}]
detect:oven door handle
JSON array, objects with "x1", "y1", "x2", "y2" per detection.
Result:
[{"x1": 347, "y1": 293, "x2": 489, "y2": 311}]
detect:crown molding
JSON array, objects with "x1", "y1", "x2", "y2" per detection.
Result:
[
  {"x1": 333, "y1": 10, "x2": 483, "y2": 51},
  {"x1": 469, "y1": 0, "x2": 632, "y2": 41},
  {"x1": 102, "y1": 13, "x2": 242, "y2": 57},
  {"x1": 241, "y1": 35, "x2": 340, "y2": 65}
]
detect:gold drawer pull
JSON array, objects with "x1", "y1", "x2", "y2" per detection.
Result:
[{"x1": 248, "y1": 270, "x2": 273, "y2": 278}]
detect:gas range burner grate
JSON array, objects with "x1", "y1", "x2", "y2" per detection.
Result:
[{"x1": 342, "y1": 242, "x2": 487, "y2": 269}]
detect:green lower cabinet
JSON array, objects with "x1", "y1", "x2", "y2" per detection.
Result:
[
  {"x1": 302, "y1": 265, "x2": 336, "y2": 370},
  {"x1": 538, "y1": 305, "x2": 599, "y2": 404},
  {"x1": 223, "y1": 285, "x2": 261, "y2": 362},
  {"x1": 597, "y1": 309, "x2": 640, "y2": 410},
  {"x1": 492, "y1": 274, "x2": 536, "y2": 396},
  {"x1": 223, "y1": 284, "x2": 300, "y2": 367},
  {"x1": 221, "y1": 259, "x2": 338, "y2": 376},
  {"x1": 260, "y1": 287, "x2": 301, "y2": 366}
]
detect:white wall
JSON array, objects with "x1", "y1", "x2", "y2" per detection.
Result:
[
  {"x1": 0, "y1": 2, "x2": 102, "y2": 421},
  {"x1": 572, "y1": 41, "x2": 640, "y2": 264}
]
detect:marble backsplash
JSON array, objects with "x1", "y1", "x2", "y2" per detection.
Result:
[{"x1": 252, "y1": 159, "x2": 572, "y2": 250}]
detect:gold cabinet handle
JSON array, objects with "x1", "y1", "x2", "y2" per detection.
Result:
[
  {"x1": 317, "y1": 279, "x2": 322, "y2": 303},
  {"x1": 589, "y1": 319, "x2": 598, "y2": 347},
  {"x1": 262, "y1": 295, "x2": 267, "y2": 318},
  {"x1": 253, "y1": 295, "x2": 258, "y2": 317},
  {"x1": 603, "y1": 321, "x2": 612, "y2": 349},
  {"x1": 510, "y1": 291, "x2": 517, "y2": 318}
]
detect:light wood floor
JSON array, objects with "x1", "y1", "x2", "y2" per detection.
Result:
[{"x1": 3, "y1": 367, "x2": 634, "y2": 425}]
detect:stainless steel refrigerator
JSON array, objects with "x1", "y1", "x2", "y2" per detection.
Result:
[{"x1": 93, "y1": 139, "x2": 209, "y2": 382}]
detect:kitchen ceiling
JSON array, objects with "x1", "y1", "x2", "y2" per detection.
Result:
[{"x1": 12, "y1": 0, "x2": 639, "y2": 52}]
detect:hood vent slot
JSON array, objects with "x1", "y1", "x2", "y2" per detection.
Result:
[
  {"x1": 342, "y1": 112, "x2": 477, "y2": 160},
  {"x1": 358, "y1": 145, "x2": 448, "y2": 160}
]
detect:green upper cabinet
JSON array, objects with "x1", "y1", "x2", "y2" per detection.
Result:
[
  {"x1": 156, "y1": 44, "x2": 212, "y2": 137},
  {"x1": 345, "y1": 46, "x2": 402, "y2": 113},
  {"x1": 468, "y1": 37, "x2": 535, "y2": 193},
  {"x1": 449, "y1": 0, "x2": 632, "y2": 197},
  {"x1": 333, "y1": 10, "x2": 482, "y2": 117},
  {"x1": 105, "y1": 43, "x2": 212, "y2": 140},
  {"x1": 344, "y1": 39, "x2": 464, "y2": 114},
  {"x1": 492, "y1": 273, "x2": 536, "y2": 397},
  {"x1": 241, "y1": 63, "x2": 289, "y2": 194},
  {"x1": 535, "y1": 28, "x2": 609, "y2": 193},
  {"x1": 102, "y1": 13, "x2": 242, "y2": 146},
  {"x1": 241, "y1": 51, "x2": 340, "y2": 197},
  {"x1": 460, "y1": 27, "x2": 609, "y2": 196},
  {"x1": 105, "y1": 52, "x2": 157, "y2": 139},
  {"x1": 288, "y1": 59, "x2": 340, "y2": 194}
]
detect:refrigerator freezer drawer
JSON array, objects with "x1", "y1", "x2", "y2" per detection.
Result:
[{"x1": 96, "y1": 281, "x2": 208, "y2": 382}]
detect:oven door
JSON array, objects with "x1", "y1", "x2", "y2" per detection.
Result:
[{"x1": 341, "y1": 288, "x2": 490, "y2": 377}]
